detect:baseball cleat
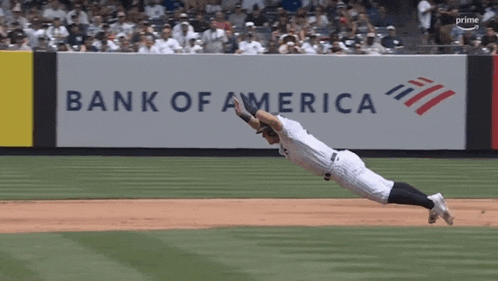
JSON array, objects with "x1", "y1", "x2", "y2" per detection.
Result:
[
  {"x1": 428, "y1": 193, "x2": 454, "y2": 225},
  {"x1": 428, "y1": 209, "x2": 438, "y2": 224}
]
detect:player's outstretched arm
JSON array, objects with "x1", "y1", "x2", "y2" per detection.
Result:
[
  {"x1": 255, "y1": 110, "x2": 283, "y2": 132},
  {"x1": 239, "y1": 94, "x2": 283, "y2": 132},
  {"x1": 232, "y1": 97, "x2": 260, "y2": 130}
]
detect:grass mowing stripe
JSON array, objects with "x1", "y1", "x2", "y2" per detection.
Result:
[
  {"x1": 0, "y1": 233, "x2": 149, "y2": 281},
  {"x1": 63, "y1": 232, "x2": 254, "y2": 281},
  {"x1": 1, "y1": 156, "x2": 498, "y2": 199},
  {"x1": 0, "y1": 250, "x2": 41, "y2": 281},
  {"x1": 0, "y1": 227, "x2": 497, "y2": 281}
]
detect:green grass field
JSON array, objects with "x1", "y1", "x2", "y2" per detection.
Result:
[
  {"x1": 0, "y1": 156, "x2": 497, "y2": 281},
  {"x1": 0, "y1": 156, "x2": 497, "y2": 199}
]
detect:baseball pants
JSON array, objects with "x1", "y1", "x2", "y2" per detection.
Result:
[{"x1": 329, "y1": 150, "x2": 394, "y2": 204}]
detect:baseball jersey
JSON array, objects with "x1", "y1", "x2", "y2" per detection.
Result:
[{"x1": 276, "y1": 115, "x2": 337, "y2": 176}]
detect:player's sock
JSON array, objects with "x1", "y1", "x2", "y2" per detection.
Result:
[
  {"x1": 393, "y1": 182, "x2": 428, "y2": 197},
  {"x1": 387, "y1": 188, "x2": 435, "y2": 210}
]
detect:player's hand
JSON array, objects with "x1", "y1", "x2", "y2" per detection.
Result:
[{"x1": 232, "y1": 96, "x2": 243, "y2": 116}]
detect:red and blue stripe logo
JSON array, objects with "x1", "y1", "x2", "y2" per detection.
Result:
[{"x1": 385, "y1": 77, "x2": 456, "y2": 116}]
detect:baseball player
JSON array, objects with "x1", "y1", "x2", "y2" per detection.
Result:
[{"x1": 233, "y1": 95, "x2": 454, "y2": 225}]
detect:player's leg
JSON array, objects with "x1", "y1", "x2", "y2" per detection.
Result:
[
  {"x1": 387, "y1": 185, "x2": 434, "y2": 210},
  {"x1": 387, "y1": 182, "x2": 454, "y2": 225},
  {"x1": 391, "y1": 182, "x2": 428, "y2": 197}
]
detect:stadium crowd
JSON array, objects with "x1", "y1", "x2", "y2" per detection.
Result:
[{"x1": 0, "y1": 0, "x2": 496, "y2": 54}]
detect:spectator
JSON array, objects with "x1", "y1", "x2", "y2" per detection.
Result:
[
  {"x1": 32, "y1": 34, "x2": 56, "y2": 51},
  {"x1": 110, "y1": 11, "x2": 134, "y2": 36},
  {"x1": 56, "y1": 42, "x2": 70, "y2": 51},
  {"x1": 324, "y1": 31, "x2": 347, "y2": 53},
  {"x1": 93, "y1": 31, "x2": 119, "y2": 51},
  {"x1": 334, "y1": 16, "x2": 349, "y2": 38},
  {"x1": 0, "y1": 19, "x2": 6, "y2": 34},
  {"x1": 138, "y1": 34, "x2": 160, "y2": 53},
  {"x1": 352, "y1": 42, "x2": 366, "y2": 54},
  {"x1": 353, "y1": 11, "x2": 374, "y2": 37},
  {"x1": 380, "y1": 25, "x2": 403, "y2": 51},
  {"x1": 145, "y1": 0, "x2": 166, "y2": 21},
  {"x1": 168, "y1": 9, "x2": 184, "y2": 28},
  {"x1": 214, "y1": 11, "x2": 232, "y2": 32},
  {"x1": 346, "y1": 3, "x2": 360, "y2": 22},
  {"x1": 80, "y1": 36, "x2": 98, "y2": 51},
  {"x1": 9, "y1": 31, "x2": 31, "y2": 50},
  {"x1": 205, "y1": 0, "x2": 222, "y2": 14},
  {"x1": 301, "y1": 33, "x2": 323, "y2": 54},
  {"x1": 243, "y1": 21, "x2": 260, "y2": 40},
  {"x1": 10, "y1": 3, "x2": 29, "y2": 29},
  {"x1": 435, "y1": 0, "x2": 459, "y2": 53},
  {"x1": 265, "y1": 39, "x2": 279, "y2": 54},
  {"x1": 236, "y1": 32, "x2": 263, "y2": 54},
  {"x1": 362, "y1": 32, "x2": 385, "y2": 55},
  {"x1": 290, "y1": 8, "x2": 308, "y2": 41},
  {"x1": 43, "y1": 0, "x2": 67, "y2": 22},
  {"x1": 278, "y1": 40, "x2": 303, "y2": 53},
  {"x1": 87, "y1": 2, "x2": 101, "y2": 20},
  {"x1": 67, "y1": 13, "x2": 87, "y2": 35},
  {"x1": 275, "y1": 7, "x2": 287, "y2": 22},
  {"x1": 329, "y1": 40, "x2": 347, "y2": 54},
  {"x1": 458, "y1": 30, "x2": 478, "y2": 54},
  {"x1": 224, "y1": 28, "x2": 238, "y2": 53},
  {"x1": 201, "y1": 18, "x2": 228, "y2": 53},
  {"x1": 66, "y1": 2, "x2": 89, "y2": 25},
  {"x1": 174, "y1": 21, "x2": 195, "y2": 49},
  {"x1": 191, "y1": 10, "x2": 210, "y2": 33},
  {"x1": 366, "y1": 1, "x2": 380, "y2": 26},
  {"x1": 245, "y1": 5, "x2": 268, "y2": 27},
  {"x1": 0, "y1": 34, "x2": 10, "y2": 50},
  {"x1": 243, "y1": 1, "x2": 265, "y2": 14},
  {"x1": 308, "y1": 6, "x2": 329, "y2": 28},
  {"x1": 67, "y1": 24, "x2": 86, "y2": 47},
  {"x1": 116, "y1": 34, "x2": 134, "y2": 52},
  {"x1": 480, "y1": 26, "x2": 498, "y2": 51},
  {"x1": 274, "y1": 13, "x2": 290, "y2": 36},
  {"x1": 221, "y1": 0, "x2": 238, "y2": 13},
  {"x1": 46, "y1": 17, "x2": 69, "y2": 44},
  {"x1": 228, "y1": 4, "x2": 247, "y2": 30},
  {"x1": 126, "y1": 4, "x2": 141, "y2": 25},
  {"x1": 24, "y1": 17, "x2": 46, "y2": 48},
  {"x1": 418, "y1": 0, "x2": 436, "y2": 46},
  {"x1": 131, "y1": 20, "x2": 155, "y2": 44},
  {"x1": 279, "y1": 27, "x2": 300, "y2": 46},
  {"x1": 0, "y1": 0, "x2": 8, "y2": 16},
  {"x1": 481, "y1": 0, "x2": 498, "y2": 23},
  {"x1": 155, "y1": 24, "x2": 182, "y2": 54},
  {"x1": 172, "y1": 13, "x2": 194, "y2": 40},
  {"x1": 183, "y1": 32, "x2": 203, "y2": 53},
  {"x1": 43, "y1": 0, "x2": 66, "y2": 21},
  {"x1": 374, "y1": 6, "x2": 395, "y2": 27},
  {"x1": 7, "y1": 21, "x2": 25, "y2": 41},
  {"x1": 341, "y1": 28, "x2": 361, "y2": 49},
  {"x1": 87, "y1": 15, "x2": 104, "y2": 37},
  {"x1": 334, "y1": 1, "x2": 351, "y2": 26}
]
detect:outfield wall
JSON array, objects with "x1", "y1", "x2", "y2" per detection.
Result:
[{"x1": 1, "y1": 52, "x2": 497, "y2": 151}]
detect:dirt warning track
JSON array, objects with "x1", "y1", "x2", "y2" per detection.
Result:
[{"x1": 0, "y1": 199, "x2": 497, "y2": 233}]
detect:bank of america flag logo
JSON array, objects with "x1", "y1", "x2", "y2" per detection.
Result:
[{"x1": 385, "y1": 77, "x2": 456, "y2": 116}]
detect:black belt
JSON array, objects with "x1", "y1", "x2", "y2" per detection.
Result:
[{"x1": 324, "y1": 152, "x2": 337, "y2": 181}]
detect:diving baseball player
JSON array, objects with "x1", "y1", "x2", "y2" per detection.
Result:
[{"x1": 233, "y1": 95, "x2": 454, "y2": 225}]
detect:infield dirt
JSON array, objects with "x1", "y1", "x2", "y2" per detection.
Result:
[{"x1": 1, "y1": 199, "x2": 497, "y2": 233}]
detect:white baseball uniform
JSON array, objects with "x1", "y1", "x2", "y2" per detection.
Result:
[{"x1": 276, "y1": 115, "x2": 394, "y2": 204}]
